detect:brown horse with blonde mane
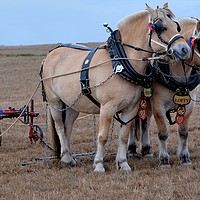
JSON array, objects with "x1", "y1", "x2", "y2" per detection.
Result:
[
  {"x1": 128, "y1": 18, "x2": 200, "y2": 166},
  {"x1": 41, "y1": 3, "x2": 191, "y2": 172}
]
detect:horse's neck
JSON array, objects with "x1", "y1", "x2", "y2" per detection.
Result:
[
  {"x1": 119, "y1": 16, "x2": 151, "y2": 74},
  {"x1": 170, "y1": 61, "x2": 192, "y2": 82}
]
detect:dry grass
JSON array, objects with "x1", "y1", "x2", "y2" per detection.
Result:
[{"x1": 0, "y1": 44, "x2": 200, "y2": 200}]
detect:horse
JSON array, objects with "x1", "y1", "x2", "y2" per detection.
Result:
[
  {"x1": 128, "y1": 18, "x2": 200, "y2": 166},
  {"x1": 41, "y1": 3, "x2": 191, "y2": 173}
]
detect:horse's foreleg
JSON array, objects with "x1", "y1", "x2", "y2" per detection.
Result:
[
  {"x1": 154, "y1": 111, "x2": 169, "y2": 166},
  {"x1": 128, "y1": 120, "x2": 139, "y2": 158},
  {"x1": 128, "y1": 98, "x2": 152, "y2": 158},
  {"x1": 178, "y1": 114, "x2": 192, "y2": 165},
  {"x1": 117, "y1": 108, "x2": 139, "y2": 172},
  {"x1": 117, "y1": 121, "x2": 132, "y2": 172},
  {"x1": 94, "y1": 106, "x2": 115, "y2": 173},
  {"x1": 141, "y1": 103, "x2": 153, "y2": 157}
]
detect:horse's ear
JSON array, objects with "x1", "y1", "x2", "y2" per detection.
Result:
[
  {"x1": 145, "y1": 3, "x2": 156, "y2": 20},
  {"x1": 163, "y1": 3, "x2": 168, "y2": 9},
  {"x1": 197, "y1": 20, "x2": 200, "y2": 33}
]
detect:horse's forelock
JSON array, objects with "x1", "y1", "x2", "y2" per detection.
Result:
[
  {"x1": 117, "y1": 10, "x2": 148, "y2": 30},
  {"x1": 157, "y1": 7, "x2": 176, "y2": 20}
]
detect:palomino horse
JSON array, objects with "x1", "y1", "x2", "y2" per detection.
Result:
[
  {"x1": 41, "y1": 4, "x2": 191, "y2": 172},
  {"x1": 128, "y1": 18, "x2": 200, "y2": 165}
]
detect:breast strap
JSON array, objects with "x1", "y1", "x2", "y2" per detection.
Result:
[{"x1": 153, "y1": 60, "x2": 200, "y2": 91}]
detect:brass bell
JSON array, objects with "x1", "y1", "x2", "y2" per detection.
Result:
[{"x1": 144, "y1": 87, "x2": 152, "y2": 97}]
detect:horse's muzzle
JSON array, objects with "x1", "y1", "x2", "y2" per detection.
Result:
[{"x1": 172, "y1": 43, "x2": 191, "y2": 61}]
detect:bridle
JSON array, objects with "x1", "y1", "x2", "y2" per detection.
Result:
[
  {"x1": 148, "y1": 17, "x2": 183, "y2": 53},
  {"x1": 189, "y1": 36, "x2": 200, "y2": 58}
]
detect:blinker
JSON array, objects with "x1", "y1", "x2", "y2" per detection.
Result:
[
  {"x1": 148, "y1": 20, "x2": 167, "y2": 36},
  {"x1": 154, "y1": 20, "x2": 167, "y2": 35}
]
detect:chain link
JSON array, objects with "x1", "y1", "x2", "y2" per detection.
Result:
[{"x1": 46, "y1": 73, "x2": 115, "y2": 112}]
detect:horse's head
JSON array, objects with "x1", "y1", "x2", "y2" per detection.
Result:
[
  {"x1": 190, "y1": 20, "x2": 200, "y2": 66},
  {"x1": 179, "y1": 18, "x2": 200, "y2": 67},
  {"x1": 146, "y1": 3, "x2": 191, "y2": 61}
]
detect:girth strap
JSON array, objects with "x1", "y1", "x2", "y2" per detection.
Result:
[{"x1": 80, "y1": 47, "x2": 100, "y2": 107}]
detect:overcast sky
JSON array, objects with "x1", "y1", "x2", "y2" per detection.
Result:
[{"x1": 0, "y1": 0, "x2": 199, "y2": 46}]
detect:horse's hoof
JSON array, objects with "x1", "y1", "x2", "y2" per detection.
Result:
[
  {"x1": 94, "y1": 165, "x2": 105, "y2": 173},
  {"x1": 179, "y1": 154, "x2": 192, "y2": 166},
  {"x1": 181, "y1": 161, "x2": 192, "y2": 166},
  {"x1": 61, "y1": 154, "x2": 76, "y2": 167},
  {"x1": 120, "y1": 165, "x2": 132, "y2": 173},
  {"x1": 128, "y1": 152, "x2": 141, "y2": 160},
  {"x1": 142, "y1": 145, "x2": 152, "y2": 158},
  {"x1": 159, "y1": 164, "x2": 171, "y2": 168},
  {"x1": 117, "y1": 160, "x2": 132, "y2": 173},
  {"x1": 159, "y1": 156, "x2": 170, "y2": 166},
  {"x1": 143, "y1": 153, "x2": 153, "y2": 158},
  {"x1": 61, "y1": 159, "x2": 76, "y2": 168}
]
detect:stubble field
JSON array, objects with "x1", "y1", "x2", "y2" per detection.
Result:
[{"x1": 0, "y1": 43, "x2": 200, "y2": 200}]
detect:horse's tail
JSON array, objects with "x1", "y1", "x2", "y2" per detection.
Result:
[{"x1": 47, "y1": 107, "x2": 61, "y2": 159}]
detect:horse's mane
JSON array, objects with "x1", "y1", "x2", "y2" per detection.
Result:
[
  {"x1": 178, "y1": 18, "x2": 197, "y2": 26},
  {"x1": 117, "y1": 7, "x2": 175, "y2": 30},
  {"x1": 159, "y1": 7, "x2": 175, "y2": 19},
  {"x1": 117, "y1": 10, "x2": 148, "y2": 30}
]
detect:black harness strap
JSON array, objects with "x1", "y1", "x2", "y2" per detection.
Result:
[
  {"x1": 47, "y1": 43, "x2": 143, "y2": 125},
  {"x1": 80, "y1": 46, "x2": 136, "y2": 125},
  {"x1": 49, "y1": 43, "x2": 93, "y2": 52},
  {"x1": 107, "y1": 30, "x2": 153, "y2": 86},
  {"x1": 153, "y1": 58, "x2": 200, "y2": 125},
  {"x1": 80, "y1": 47, "x2": 100, "y2": 107},
  {"x1": 153, "y1": 59, "x2": 200, "y2": 91}
]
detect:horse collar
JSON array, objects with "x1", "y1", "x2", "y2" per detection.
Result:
[
  {"x1": 153, "y1": 59, "x2": 200, "y2": 91},
  {"x1": 107, "y1": 30, "x2": 153, "y2": 94}
]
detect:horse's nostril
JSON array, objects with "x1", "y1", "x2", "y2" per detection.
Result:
[{"x1": 182, "y1": 47, "x2": 188, "y2": 55}]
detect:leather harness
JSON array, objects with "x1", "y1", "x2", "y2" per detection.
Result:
[{"x1": 47, "y1": 32, "x2": 154, "y2": 125}]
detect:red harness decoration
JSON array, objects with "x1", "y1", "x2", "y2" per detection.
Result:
[
  {"x1": 175, "y1": 105, "x2": 186, "y2": 125},
  {"x1": 138, "y1": 96, "x2": 148, "y2": 120},
  {"x1": 173, "y1": 91, "x2": 191, "y2": 126}
]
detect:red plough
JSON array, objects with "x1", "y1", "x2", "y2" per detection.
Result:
[{"x1": 0, "y1": 99, "x2": 43, "y2": 144}]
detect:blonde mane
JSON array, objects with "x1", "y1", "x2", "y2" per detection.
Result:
[
  {"x1": 117, "y1": 10, "x2": 148, "y2": 30},
  {"x1": 117, "y1": 7, "x2": 175, "y2": 30},
  {"x1": 178, "y1": 18, "x2": 197, "y2": 26}
]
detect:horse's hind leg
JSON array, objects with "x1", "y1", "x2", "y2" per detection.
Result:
[
  {"x1": 178, "y1": 116, "x2": 192, "y2": 165},
  {"x1": 50, "y1": 105, "x2": 79, "y2": 167},
  {"x1": 62, "y1": 107, "x2": 79, "y2": 166}
]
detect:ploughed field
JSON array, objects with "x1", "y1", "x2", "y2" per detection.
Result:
[{"x1": 0, "y1": 44, "x2": 200, "y2": 200}]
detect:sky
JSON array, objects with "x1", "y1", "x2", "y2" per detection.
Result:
[{"x1": 0, "y1": 0, "x2": 199, "y2": 46}]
